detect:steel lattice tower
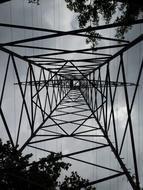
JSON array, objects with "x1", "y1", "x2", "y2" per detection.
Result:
[{"x1": 0, "y1": 20, "x2": 143, "y2": 189}]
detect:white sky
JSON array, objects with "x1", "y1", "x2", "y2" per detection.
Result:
[{"x1": 0, "y1": 1, "x2": 143, "y2": 189}]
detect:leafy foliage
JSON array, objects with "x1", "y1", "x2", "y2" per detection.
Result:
[
  {"x1": 28, "y1": 0, "x2": 40, "y2": 5},
  {"x1": 65, "y1": 0, "x2": 143, "y2": 46},
  {"x1": 0, "y1": 139, "x2": 95, "y2": 190},
  {"x1": 0, "y1": 139, "x2": 32, "y2": 190},
  {"x1": 60, "y1": 171, "x2": 96, "y2": 190},
  {"x1": 28, "y1": 153, "x2": 71, "y2": 190}
]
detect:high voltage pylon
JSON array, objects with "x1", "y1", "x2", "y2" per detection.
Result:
[{"x1": 0, "y1": 19, "x2": 143, "y2": 189}]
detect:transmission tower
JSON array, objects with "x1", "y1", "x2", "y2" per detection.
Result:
[{"x1": 0, "y1": 20, "x2": 143, "y2": 189}]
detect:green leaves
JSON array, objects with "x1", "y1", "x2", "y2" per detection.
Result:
[
  {"x1": 65, "y1": 0, "x2": 143, "y2": 46},
  {"x1": 60, "y1": 171, "x2": 96, "y2": 190},
  {"x1": 0, "y1": 140, "x2": 32, "y2": 189},
  {"x1": 0, "y1": 139, "x2": 95, "y2": 190},
  {"x1": 85, "y1": 31, "x2": 101, "y2": 47}
]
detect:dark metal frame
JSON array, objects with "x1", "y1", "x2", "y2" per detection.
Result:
[
  {"x1": 0, "y1": 0, "x2": 11, "y2": 4},
  {"x1": 0, "y1": 19, "x2": 143, "y2": 189}
]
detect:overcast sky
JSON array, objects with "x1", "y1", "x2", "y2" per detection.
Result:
[{"x1": 0, "y1": 1, "x2": 143, "y2": 190}]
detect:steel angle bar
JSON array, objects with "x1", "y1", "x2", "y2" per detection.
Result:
[
  {"x1": 16, "y1": 67, "x2": 30, "y2": 145},
  {"x1": 97, "y1": 68, "x2": 107, "y2": 131},
  {"x1": 10, "y1": 44, "x2": 126, "y2": 57},
  {"x1": 28, "y1": 136, "x2": 64, "y2": 144},
  {"x1": 27, "y1": 144, "x2": 55, "y2": 154},
  {"x1": 120, "y1": 55, "x2": 140, "y2": 189},
  {"x1": 11, "y1": 55, "x2": 33, "y2": 130},
  {"x1": 75, "y1": 123, "x2": 98, "y2": 130},
  {"x1": 2, "y1": 19, "x2": 143, "y2": 47},
  {"x1": 23, "y1": 48, "x2": 111, "y2": 58},
  {"x1": 71, "y1": 101, "x2": 106, "y2": 135},
  {"x1": 0, "y1": 107, "x2": 14, "y2": 147},
  {"x1": 19, "y1": 88, "x2": 71, "y2": 152},
  {"x1": 32, "y1": 69, "x2": 45, "y2": 123},
  {"x1": 54, "y1": 106, "x2": 90, "y2": 113},
  {"x1": 52, "y1": 111, "x2": 89, "y2": 118},
  {"x1": 119, "y1": 59, "x2": 143, "y2": 155},
  {"x1": 73, "y1": 137, "x2": 107, "y2": 146},
  {"x1": 74, "y1": 128, "x2": 100, "y2": 135},
  {"x1": 31, "y1": 86, "x2": 68, "y2": 134},
  {"x1": 106, "y1": 64, "x2": 118, "y2": 151},
  {"x1": 80, "y1": 89, "x2": 138, "y2": 189},
  {"x1": 1, "y1": 28, "x2": 128, "y2": 47},
  {"x1": 29, "y1": 135, "x2": 104, "y2": 145},
  {"x1": 66, "y1": 156, "x2": 122, "y2": 173},
  {"x1": 41, "y1": 129, "x2": 63, "y2": 136},
  {"x1": 88, "y1": 34, "x2": 143, "y2": 74},
  {"x1": 62, "y1": 144, "x2": 109, "y2": 158},
  {"x1": 0, "y1": 23, "x2": 63, "y2": 33},
  {"x1": 1, "y1": 19, "x2": 142, "y2": 38},
  {"x1": 107, "y1": 60, "x2": 122, "y2": 131},
  {"x1": 93, "y1": 44, "x2": 128, "y2": 51},
  {"x1": 47, "y1": 117, "x2": 69, "y2": 136},
  {"x1": 25, "y1": 145, "x2": 123, "y2": 188},
  {"x1": 0, "y1": 45, "x2": 68, "y2": 79},
  {"x1": 30, "y1": 67, "x2": 45, "y2": 121},
  {"x1": 31, "y1": 61, "x2": 68, "y2": 99},
  {"x1": 0, "y1": 55, "x2": 10, "y2": 106},
  {"x1": 80, "y1": 173, "x2": 125, "y2": 188},
  {"x1": 68, "y1": 57, "x2": 109, "y2": 62},
  {"x1": 78, "y1": 134, "x2": 101, "y2": 139},
  {"x1": 29, "y1": 65, "x2": 34, "y2": 127},
  {"x1": 42, "y1": 70, "x2": 52, "y2": 113},
  {"x1": 8, "y1": 44, "x2": 122, "y2": 56},
  {"x1": 52, "y1": 117, "x2": 95, "y2": 125},
  {"x1": 69, "y1": 61, "x2": 107, "y2": 99}
]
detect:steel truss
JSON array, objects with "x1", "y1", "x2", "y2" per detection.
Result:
[{"x1": 0, "y1": 19, "x2": 143, "y2": 189}]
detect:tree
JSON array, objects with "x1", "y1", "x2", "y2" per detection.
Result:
[
  {"x1": 65, "y1": 0, "x2": 143, "y2": 46},
  {"x1": 28, "y1": 0, "x2": 40, "y2": 5},
  {"x1": 0, "y1": 139, "x2": 95, "y2": 190},
  {"x1": 0, "y1": 139, "x2": 31, "y2": 190},
  {"x1": 60, "y1": 171, "x2": 96, "y2": 190}
]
